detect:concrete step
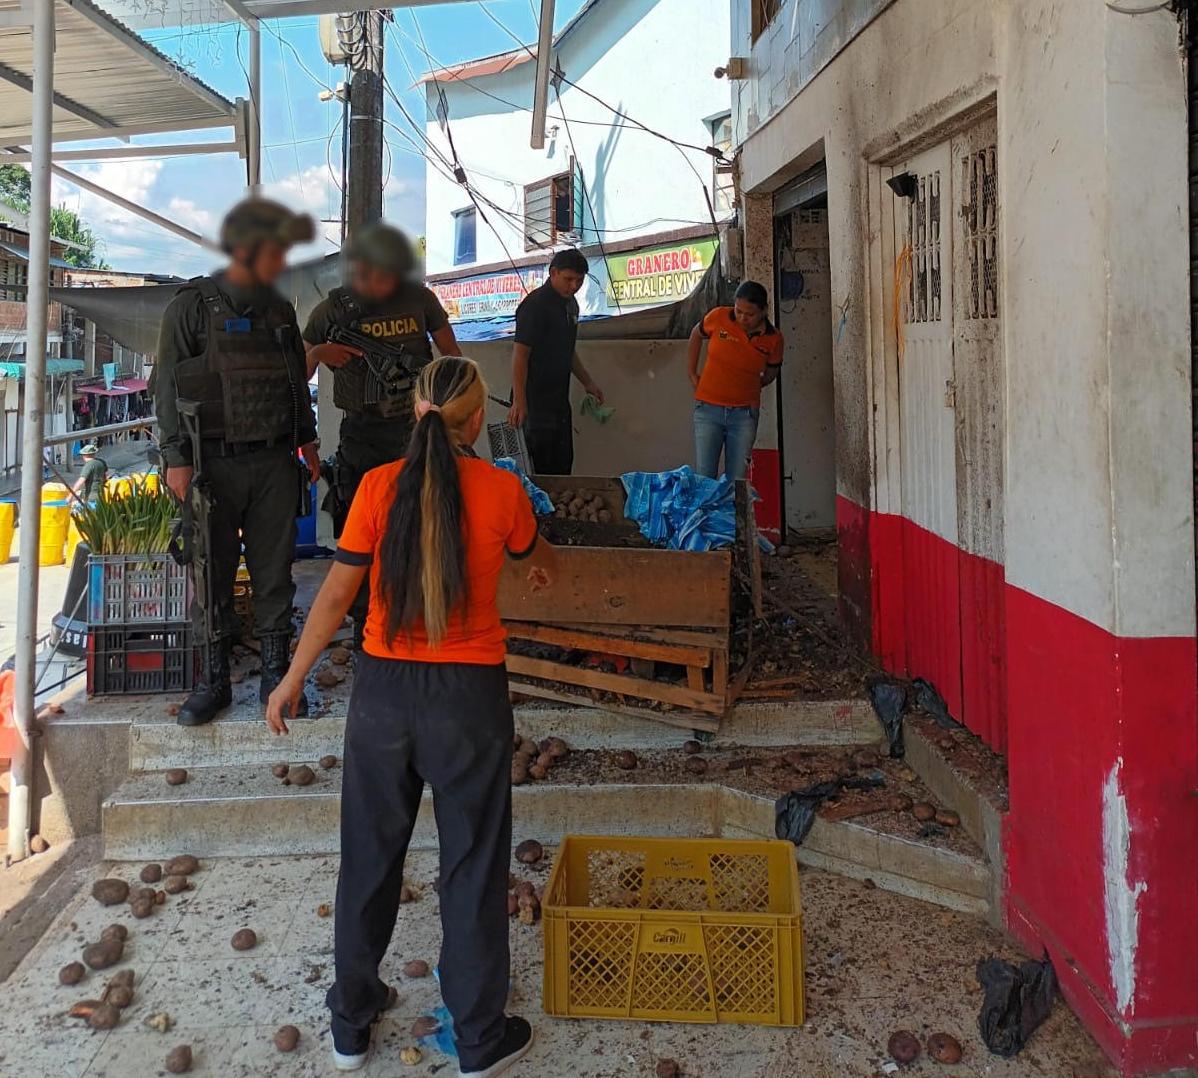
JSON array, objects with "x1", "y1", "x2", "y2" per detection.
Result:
[
  {"x1": 128, "y1": 696, "x2": 881, "y2": 772},
  {"x1": 102, "y1": 751, "x2": 991, "y2": 917}
]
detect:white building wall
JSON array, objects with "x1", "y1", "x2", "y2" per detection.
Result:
[{"x1": 423, "y1": 0, "x2": 731, "y2": 313}]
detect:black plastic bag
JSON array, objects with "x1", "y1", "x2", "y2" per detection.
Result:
[
  {"x1": 976, "y1": 955, "x2": 1058, "y2": 1058},
  {"x1": 913, "y1": 677, "x2": 959, "y2": 730},
  {"x1": 775, "y1": 775, "x2": 885, "y2": 847},
  {"x1": 868, "y1": 678, "x2": 908, "y2": 758}
]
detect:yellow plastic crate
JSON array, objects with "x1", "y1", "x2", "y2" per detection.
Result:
[{"x1": 542, "y1": 835, "x2": 804, "y2": 1027}]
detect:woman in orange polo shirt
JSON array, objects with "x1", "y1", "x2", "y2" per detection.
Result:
[
  {"x1": 687, "y1": 281, "x2": 784, "y2": 480},
  {"x1": 265, "y1": 356, "x2": 554, "y2": 1077}
]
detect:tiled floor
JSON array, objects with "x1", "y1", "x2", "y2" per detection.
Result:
[{"x1": 0, "y1": 851, "x2": 1113, "y2": 1078}]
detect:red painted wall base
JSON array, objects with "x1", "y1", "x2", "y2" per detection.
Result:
[
  {"x1": 1005, "y1": 585, "x2": 1198, "y2": 1075},
  {"x1": 834, "y1": 494, "x2": 1198, "y2": 1074}
]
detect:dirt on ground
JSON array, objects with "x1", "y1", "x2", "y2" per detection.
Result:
[
  {"x1": 516, "y1": 743, "x2": 981, "y2": 857},
  {"x1": 732, "y1": 536, "x2": 869, "y2": 702},
  {"x1": 539, "y1": 515, "x2": 651, "y2": 548}
]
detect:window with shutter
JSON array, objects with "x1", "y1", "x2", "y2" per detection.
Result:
[{"x1": 523, "y1": 166, "x2": 581, "y2": 251}]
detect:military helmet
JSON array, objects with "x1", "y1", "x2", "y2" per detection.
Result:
[
  {"x1": 343, "y1": 222, "x2": 415, "y2": 276},
  {"x1": 220, "y1": 198, "x2": 315, "y2": 254}
]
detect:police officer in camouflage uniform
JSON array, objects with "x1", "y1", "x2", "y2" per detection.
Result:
[
  {"x1": 155, "y1": 198, "x2": 321, "y2": 727},
  {"x1": 303, "y1": 222, "x2": 461, "y2": 646}
]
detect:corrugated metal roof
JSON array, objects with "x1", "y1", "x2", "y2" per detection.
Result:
[
  {"x1": 0, "y1": 0, "x2": 236, "y2": 144},
  {"x1": 0, "y1": 241, "x2": 76, "y2": 270}
]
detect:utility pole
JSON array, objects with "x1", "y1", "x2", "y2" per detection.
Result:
[{"x1": 345, "y1": 10, "x2": 384, "y2": 233}]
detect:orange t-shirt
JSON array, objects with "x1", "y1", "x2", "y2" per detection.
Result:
[
  {"x1": 694, "y1": 306, "x2": 784, "y2": 409},
  {"x1": 335, "y1": 457, "x2": 539, "y2": 665}
]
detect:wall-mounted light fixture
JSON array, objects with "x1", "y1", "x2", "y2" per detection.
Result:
[{"x1": 886, "y1": 172, "x2": 918, "y2": 199}]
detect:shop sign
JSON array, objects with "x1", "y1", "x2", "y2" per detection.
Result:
[
  {"x1": 432, "y1": 266, "x2": 547, "y2": 321},
  {"x1": 606, "y1": 238, "x2": 717, "y2": 307}
]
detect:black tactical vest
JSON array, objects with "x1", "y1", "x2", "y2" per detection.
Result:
[
  {"x1": 327, "y1": 287, "x2": 431, "y2": 419},
  {"x1": 173, "y1": 276, "x2": 303, "y2": 445}
]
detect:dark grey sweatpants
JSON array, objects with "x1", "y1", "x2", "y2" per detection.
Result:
[{"x1": 327, "y1": 654, "x2": 514, "y2": 1070}]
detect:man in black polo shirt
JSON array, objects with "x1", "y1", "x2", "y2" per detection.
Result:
[{"x1": 507, "y1": 248, "x2": 604, "y2": 474}]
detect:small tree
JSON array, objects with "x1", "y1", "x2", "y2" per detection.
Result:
[
  {"x1": 0, "y1": 164, "x2": 109, "y2": 268},
  {"x1": 0, "y1": 163, "x2": 31, "y2": 212},
  {"x1": 50, "y1": 206, "x2": 108, "y2": 269}
]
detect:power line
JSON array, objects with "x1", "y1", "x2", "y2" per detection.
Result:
[
  {"x1": 474, "y1": 1, "x2": 726, "y2": 161},
  {"x1": 552, "y1": 78, "x2": 619, "y2": 312},
  {"x1": 276, "y1": 31, "x2": 306, "y2": 200},
  {"x1": 390, "y1": 17, "x2": 658, "y2": 138},
  {"x1": 380, "y1": 71, "x2": 531, "y2": 294},
  {"x1": 468, "y1": 1, "x2": 722, "y2": 243}
]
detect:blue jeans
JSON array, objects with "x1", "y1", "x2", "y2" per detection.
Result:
[{"x1": 693, "y1": 401, "x2": 759, "y2": 481}]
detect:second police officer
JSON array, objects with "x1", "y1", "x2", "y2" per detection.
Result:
[{"x1": 303, "y1": 222, "x2": 462, "y2": 647}]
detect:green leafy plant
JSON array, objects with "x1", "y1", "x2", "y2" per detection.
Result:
[{"x1": 73, "y1": 475, "x2": 175, "y2": 555}]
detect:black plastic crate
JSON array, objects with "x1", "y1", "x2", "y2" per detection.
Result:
[
  {"x1": 87, "y1": 622, "x2": 197, "y2": 696},
  {"x1": 88, "y1": 553, "x2": 192, "y2": 627}
]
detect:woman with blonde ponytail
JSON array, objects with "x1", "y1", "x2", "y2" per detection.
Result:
[{"x1": 267, "y1": 356, "x2": 554, "y2": 1077}]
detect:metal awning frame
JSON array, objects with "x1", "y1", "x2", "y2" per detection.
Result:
[{"x1": 2, "y1": 0, "x2": 260, "y2": 866}]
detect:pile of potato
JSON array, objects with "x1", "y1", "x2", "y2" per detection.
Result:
[
  {"x1": 511, "y1": 734, "x2": 569, "y2": 785},
  {"x1": 550, "y1": 489, "x2": 613, "y2": 524}
]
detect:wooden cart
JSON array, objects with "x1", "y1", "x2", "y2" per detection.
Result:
[{"x1": 497, "y1": 475, "x2": 760, "y2": 733}]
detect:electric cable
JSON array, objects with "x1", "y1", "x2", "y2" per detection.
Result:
[
  {"x1": 276, "y1": 31, "x2": 306, "y2": 201},
  {"x1": 389, "y1": 17, "x2": 695, "y2": 138},
  {"x1": 379, "y1": 78, "x2": 532, "y2": 293},
  {"x1": 552, "y1": 78, "x2": 620, "y2": 311},
  {"x1": 475, "y1": 1, "x2": 728, "y2": 160}
]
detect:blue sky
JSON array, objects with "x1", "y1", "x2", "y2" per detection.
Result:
[{"x1": 55, "y1": 2, "x2": 588, "y2": 276}]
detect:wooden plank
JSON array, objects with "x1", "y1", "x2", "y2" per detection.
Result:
[
  {"x1": 551, "y1": 622, "x2": 729, "y2": 649},
  {"x1": 734, "y1": 478, "x2": 763, "y2": 618},
  {"x1": 726, "y1": 639, "x2": 758, "y2": 707},
  {"x1": 505, "y1": 654, "x2": 725, "y2": 715},
  {"x1": 508, "y1": 679, "x2": 721, "y2": 734},
  {"x1": 712, "y1": 647, "x2": 729, "y2": 701},
  {"x1": 504, "y1": 620, "x2": 711, "y2": 667},
  {"x1": 499, "y1": 547, "x2": 731, "y2": 628},
  {"x1": 686, "y1": 666, "x2": 705, "y2": 693}
]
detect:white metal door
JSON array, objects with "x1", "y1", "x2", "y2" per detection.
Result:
[
  {"x1": 892, "y1": 140, "x2": 963, "y2": 714},
  {"x1": 951, "y1": 117, "x2": 1007, "y2": 750}
]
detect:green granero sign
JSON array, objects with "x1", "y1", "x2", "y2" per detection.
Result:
[{"x1": 606, "y1": 237, "x2": 718, "y2": 308}]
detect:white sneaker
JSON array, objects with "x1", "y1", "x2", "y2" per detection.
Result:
[
  {"x1": 330, "y1": 984, "x2": 398, "y2": 1072},
  {"x1": 333, "y1": 1048, "x2": 369, "y2": 1072}
]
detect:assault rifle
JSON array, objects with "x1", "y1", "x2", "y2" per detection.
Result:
[
  {"x1": 168, "y1": 399, "x2": 218, "y2": 670},
  {"x1": 326, "y1": 324, "x2": 417, "y2": 405}
]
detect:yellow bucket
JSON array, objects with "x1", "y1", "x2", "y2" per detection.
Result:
[
  {"x1": 65, "y1": 516, "x2": 83, "y2": 565},
  {"x1": 41, "y1": 482, "x2": 70, "y2": 504},
  {"x1": 0, "y1": 502, "x2": 14, "y2": 563},
  {"x1": 105, "y1": 475, "x2": 133, "y2": 499},
  {"x1": 39, "y1": 502, "x2": 70, "y2": 566}
]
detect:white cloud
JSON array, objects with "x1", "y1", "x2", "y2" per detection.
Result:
[
  {"x1": 47, "y1": 155, "x2": 425, "y2": 273},
  {"x1": 164, "y1": 196, "x2": 216, "y2": 235}
]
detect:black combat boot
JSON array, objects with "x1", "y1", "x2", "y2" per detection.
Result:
[
  {"x1": 259, "y1": 633, "x2": 308, "y2": 717},
  {"x1": 177, "y1": 639, "x2": 232, "y2": 727}
]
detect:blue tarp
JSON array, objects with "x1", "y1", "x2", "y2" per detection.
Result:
[
  {"x1": 620, "y1": 465, "x2": 737, "y2": 552},
  {"x1": 451, "y1": 313, "x2": 611, "y2": 343},
  {"x1": 493, "y1": 457, "x2": 553, "y2": 515},
  {"x1": 0, "y1": 358, "x2": 84, "y2": 378}
]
